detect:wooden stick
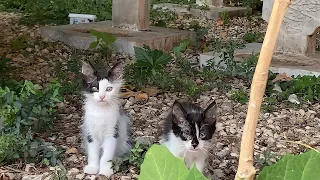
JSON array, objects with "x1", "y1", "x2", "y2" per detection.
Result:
[{"x1": 234, "y1": 0, "x2": 292, "y2": 180}]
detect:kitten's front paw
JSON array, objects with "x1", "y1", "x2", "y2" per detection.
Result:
[
  {"x1": 84, "y1": 165, "x2": 99, "y2": 174},
  {"x1": 98, "y1": 165, "x2": 114, "y2": 177}
]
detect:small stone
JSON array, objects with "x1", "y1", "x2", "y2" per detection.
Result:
[
  {"x1": 213, "y1": 169, "x2": 224, "y2": 178},
  {"x1": 22, "y1": 175, "x2": 43, "y2": 180},
  {"x1": 41, "y1": 49, "x2": 50, "y2": 54},
  {"x1": 67, "y1": 168, "x2": 80, "y2": 176},
  {"x1": 135, "y1": 136, "x2": 155, "y2": 146},
  {"x1": 121, "y1": 176, "x2": 131, "y2": 180},
  {"x1": 66, "y1": 136, "x2": 77, "y2": 143},
  {"x1": 76, "y1": 173, "x2": 85, "y2": 180},
  {"x1": 298, "y1": 109, "x2": 305, "y2": 116},
  {"x1": 221, "y1": 102, "x2": 233, "y2": 112}
]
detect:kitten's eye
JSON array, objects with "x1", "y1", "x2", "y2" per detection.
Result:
[
  {"x1": 106, "y1": 86, "x2": 113, "y2": 92},
  {"x1": 92, "y1": 87, "x2": 98, "y2": 92},
  {"x1": 200, "y1": 132, "x2": 206, "y2": 138}
]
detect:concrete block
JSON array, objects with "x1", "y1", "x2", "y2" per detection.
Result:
[
  {"x1": 199, "y1": 43, "x2": 320, "y2": 77},
  {"x1": 41, "y1": 21, "x2": 195, "y2": 55},
  {"x1": 112, "y1": 0, "x2": 151, "y2": 31}
]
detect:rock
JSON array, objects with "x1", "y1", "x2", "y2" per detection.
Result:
[
  {"x1": 66, "y1": 136, "x2": 77, "y2": 143},
  {"x1": 22, "y1": 175, "x2": 43, "y2": 180},
  {"x1": 76, "y1": 173, "x2": 85, "y2": 180},
  {"x1": 135, "y1": 136, "x2": 155, "y2": 146},
  {"x1": 213, "y1": 169, "x2": 224, "y2": 178},
  {"x1": 41, "y1": 48, "x2": 50, "y2": 54},
  {"x1": 67, "y1": 168, "x2": 80, "y2": 176},
  {"x1": 221, "y1": 102, "x2": 233, "y2": 112},
  {"x1": 121, "y1": 176, "x2": 131, "y2": 180}
]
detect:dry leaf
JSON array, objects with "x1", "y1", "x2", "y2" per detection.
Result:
[
  {"x1": 66, "y1": 147, "x2": 78, "y2": 154},
  {"x1": 0, "y1": 174, "x2": 10, "y2": 180},
  {"x1": 216, "y1": 19, "x2": 224, "y2": 26},
  {"x1": 141, "y1": 87, "x2": 160, "y2": 97},
  {"x1": 120, "y1": 91, "x2": 137, "y2": 98},
  {"x1": 135, "y1": 92, "x2": 148, "y2": 100},
  {"x1": 220, "y1": 31, "x2": 228, "y2": 38},
  {"x1": 272, "y1": 72, "x2": 292, "y2": 82}
]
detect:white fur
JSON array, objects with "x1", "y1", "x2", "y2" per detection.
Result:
[
  {"x1": 82, "y1": 78, "x2": 131, "y2": 177},
  {"x1": 163, "y1": 132, "x2": 210, "y2": 172}
]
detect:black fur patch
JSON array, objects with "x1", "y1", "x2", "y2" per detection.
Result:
[
  {"x1": 113, "y1": 122, "x2": 119, "y2": 138},
  {"x1": 87, "y1": 135, "x2": 93, "y2": 143}
]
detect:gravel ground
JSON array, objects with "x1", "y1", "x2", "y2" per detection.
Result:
[{"x1": 0, "y1": 11, "x2": 320, "y2": 180}]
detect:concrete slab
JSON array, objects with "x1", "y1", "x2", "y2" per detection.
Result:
[
  {"x1": 153, "y1": 3, "x2": 247, "y2": 20},
  {"x1": 41, "y1": 21, "x2": 195, "y2": 55},
  {"x1": 199, "y1": 43, "x2": 320, "y2": 77}
]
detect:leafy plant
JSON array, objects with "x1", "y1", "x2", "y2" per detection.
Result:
[
  {"x1": 173, "y1": 38, "x2": 191, "y2": 59},
  {"x1": 220, "y1": 11, "x2": 230, "y2": 25},
  {"x1": 10, "y1": 36, "x2": 31, "y2": 51},
  {"x1": 274, "y1": 75, "x2": 320, "y2": 102},
  {"x1": 139, "y1": 144, "x2": 209, "y2": 180},
  {"x1": 112, "y1": 142, "x2": 149, "y2": 173},
  {"x1": 255, "y1": 146, "x2": 278, "y2": 168},
  {"x1": 257, "y1": 150, "x2": 320, "y2": 180},
  {"x1": 51, "y1": 163, "x2": 68, "y2": 180},
  {"x1": 89, "y1": 29, "x2": 116, "y2": 67},
  {"x1": 231, "y1": 88, "x2": 248, "y2": 104},
  {"x1": 243, "y1": 32, "x2": 264, "y2": 43},
  {"x1": 261, "y1": 96, "x2": 277, "y2": 112},
  {"x1": 150, "y1": 7, "x2": 178, "y2": 27},
  {"x1": 0, "y1": 80, "x2": 63, "y2": 165},
  {"x1": 134, "y1": 45, "x2": 173, "y2": 76}
]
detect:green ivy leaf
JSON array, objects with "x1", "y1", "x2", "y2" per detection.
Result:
[
  {"x1": 257, "y1": 150, "x2": 320, "y2": 180},
  {"x1": 139, "y1": 144, "x2": 209, "y2": 180}
]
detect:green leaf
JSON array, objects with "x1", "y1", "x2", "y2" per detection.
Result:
[
  {"x1": 173, "y1": 39, "x2": 191, "y2": 58},
  {"x1": 89, "y1": 41, "x2": 99, "y2": 49},
  {"x1": 186, "y1": 167, "x2": 209, "y2": 180},
  {"x1": 257, "y1": 150, "x2": 320, "y2": 180},
  {"x1": 139, "y1": 144, "x2": 209, "y2": 180}
]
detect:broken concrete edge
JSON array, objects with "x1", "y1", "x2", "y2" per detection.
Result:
[
  {"x1": 153, "y1": 3, "x2": 247, "y2": 20},
  {"x1": 40, "y1": 21, "x2": 196, "y2": 55},
  {"x1": 199, "y1": 43, "x2": 320, "y2": 77}
]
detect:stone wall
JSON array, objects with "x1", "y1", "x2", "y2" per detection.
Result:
[{"x1": 262, "y1": 0, "x2": 320, "y2": 57}]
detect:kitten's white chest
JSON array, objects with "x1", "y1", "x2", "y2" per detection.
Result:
[{"x1": 84, "y1": 102, "x2": 119, "y2": 142}]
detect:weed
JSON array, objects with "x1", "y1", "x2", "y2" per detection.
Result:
[
  {"x1": 134, "y1": 45, "x2": 173, "y2": 77},
  {"x1": 150, "y1": 7, "x2": 177, "y2": 27},
  {"x1": 112, "y1": 142, "x2": 149, "y2": 173},
  {"x1": 89, "y1": 29, "x2": 116, "y2": 67},
  {"x1": 243, "y1": 32, "x2": 264, "y2": 43},
  {"x1": 231, "y1": 88, "x2": 248, "y2": 104},
  {"x1": 10, "y1": 36, "x2": 31, "y2": 51},
  {"x1": 220, "y1": 11, "x2": 230, "y2": 24},
  {"x1": 255, "y1": 146, "x2": 278, "y2": 168},
  {"x1": 0, "y1": 80, "x2": 63, "y2": 165},
  {"x1": 51, "y1": 163, "x2": 68, "y2": 180},
  {"x1": 261, "y1": 96, "x2": 277, "y2": 112}
]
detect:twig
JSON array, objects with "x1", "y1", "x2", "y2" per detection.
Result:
[{"x1": 3, "y1": 166, "x2": 27, "y2": 174}]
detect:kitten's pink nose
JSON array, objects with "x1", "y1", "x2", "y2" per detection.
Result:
[{"x1": 99, "y1": 95, "x2": 105, "y2": 100}]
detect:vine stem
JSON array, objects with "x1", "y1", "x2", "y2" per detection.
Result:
[{"x1": 234, "y1": 0, "x2": 292, "y2": 180}]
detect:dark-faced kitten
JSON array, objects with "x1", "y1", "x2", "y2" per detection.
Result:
[
  {"x1": 81, "y1": 62, "x2": 133, "y2": 176},
  {"x1": 162, "y1": 100, "x2": 217, "y2": 172}
]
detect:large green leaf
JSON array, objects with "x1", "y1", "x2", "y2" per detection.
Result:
[
  {"x1": 257, "y1": 150, "x2": 320, "y2": 180},
  {"x1": 139, "y1": 144, "x2": 209, "y2": 180},
  {"x1": 186, "y1": 166, "x2": 209, "y2": 180}
]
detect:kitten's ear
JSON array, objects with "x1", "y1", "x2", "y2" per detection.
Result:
[
  {"x1": 108, "y1": 62, "x2": 123, "y2": 81},
  {"x1": 203, "y1": 101, "x2": 217, "y2": 126},
  {"x1": 172, "y1": 101, "x2": 187, "y2": 125},
  {"x1": 82, "y1": 61, "x2": 96, "y2": 83}
]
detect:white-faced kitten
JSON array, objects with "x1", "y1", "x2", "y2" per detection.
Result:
[
  {"x1": 81, "y1": 62, "x2": 133, "y2": 176},
  {"x1": 162, "y1": 100, "x2": 217, "y2": 173}
]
